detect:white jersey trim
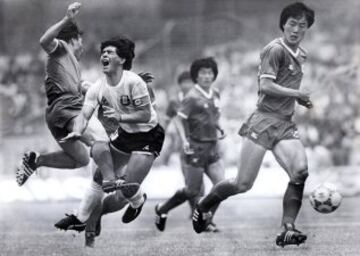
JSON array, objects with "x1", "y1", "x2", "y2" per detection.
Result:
[
  {"x1": 47, "y1": 39, "x2": 59, "y2": 54},
  {"x1": 177, "y1": 112, "x2": 188, "y2": 119},
  {"x1": 260, "y1": 74, "x2": 277, "y2": 80},
  {"x1": 280, "y1": 38, "x2": 300, "y2": 58},
  {"x1": 195, "y1": 84, "x2": 213, "y2": 99}
]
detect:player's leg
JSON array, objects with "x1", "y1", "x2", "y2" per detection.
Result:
[
  {"x1": 155, "y1": 164, "x2": 204, "y2": 231},
  {"x1": 193, "y1": 138, "x2": 266, "y2": 233},
  {"x1": 204, "y1": 158, "x2": 226, "y2": 232},
  {"x1": 120, "y1": 152, "x2": 155, "y2": 223},
  {"x1": 272, "y1": 139, "x2": 308, "y2": 247}
]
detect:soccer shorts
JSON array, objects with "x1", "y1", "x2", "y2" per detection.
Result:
[
  {"x1": 185, "y1": 140, "x2": 220, "y2": 168},
  {"x1": 110, "y1": 124, "x2": 165, "y2": 157},
  {"x1": 238, "y1": 110, "x2": 300, "y2": 150}
]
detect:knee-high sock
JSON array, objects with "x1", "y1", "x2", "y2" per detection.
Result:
[
  {"x1": 158, "y1": 189, "x2": 188, "y2": 214},
  {"x1": 199, "y1": 179, "x2": 238, "y2": 212},
  {"x1": 76, "y1": 181, "x2": 104, "y2": 223},
  {"x1": 282, "y1": 182, "x2": 305, "y2": 225},
  {"x1": 187, "y1": 195, "x2": 201, "y2": 214}
]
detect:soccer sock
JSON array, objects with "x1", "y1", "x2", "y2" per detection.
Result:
[
  {"x1": 37, "y1": 150, "x2": 85, "y2": 169},
  {"x1": 127, "y1": 187, "x2": 145, "y2": 208},
  {"x1": 209, "y1": 203, "x2": 220, "y2": 222},
  {"x1": 200, "y1": 179, "x2": 238, "y2": 212},
  {"x1": 76, "y1": 181, "x2": 104, "y2": 223},
  {"x1": 91, "y1": 142, "x2": 115, "y2": 181},
  {"x1": 188, "y1": 195, "x2": 201, "y2": 213},
  {"x1": 158, "y1": 189, "x2": 188, "y2": 214},
  {"x1": 282, "y1": 182, "x2": 305, "y2": 226}
]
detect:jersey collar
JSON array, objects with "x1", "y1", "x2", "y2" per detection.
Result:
[
  {"x1": 195, "y1": 84, "x2": 213, "y2": 99},
  {"x1": 280, "y1": 38, "x2": 300, "y2": 58}
]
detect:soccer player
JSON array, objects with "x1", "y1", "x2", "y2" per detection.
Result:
[
  {"x1": 192, "y1": 2, "x2": 315, "y2": 247},
  {"x1": 15, "y1": 2, "x2": 110, "y2": 227},
  {"x1": 163, "y1": 71, "x2": 205, "y2": 216},
  {"x1": 155, "y1": 57, "x2": 225, "y2": 232},
  {"x1": 61, "y1": 36, "x2": 165, "y2": 247}
]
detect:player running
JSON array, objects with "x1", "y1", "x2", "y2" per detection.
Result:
[
  {"x1": 192, "y1": 2, "x2": 315, "y2": 247},
  {"x1": 155, "y1": 57, "x2": 225, "y2": 232},
  {"x1": 162, "y1": 71, "x2": 205, "y2": 217},
  {"x1": 61, "y1": 36, "x2": 165, "y2": 247}
]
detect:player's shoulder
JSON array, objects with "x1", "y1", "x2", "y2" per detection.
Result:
[
  {"x1": 212, "y1": 87, "x2": 220, "y2": 98},
  {"x1": 124, "y1": 70, "x2": 145, "y2": 84},
  {"x1": 261, "y1": 38, "x2": 284, "y2": 56},
  {"x1": 183, "y1": 87, "x2": 199, "y2": 100}
]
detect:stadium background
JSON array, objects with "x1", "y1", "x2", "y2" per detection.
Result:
[{"x1": 0, "y1": 0, "x2": 359, "y2": 202}]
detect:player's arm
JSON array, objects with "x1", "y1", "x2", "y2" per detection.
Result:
[
  {"x1": 260, "y1": 78, "x2": 310, "y2": 101},
  {"x1": 59, "y1": 82, "x2": 98, "y2": 142},
  {"x1": 103, "y1": 79, "x2": 152, "y2": 123},
  {"x1": 176, "y1": 96, "x2": 195, "y2": 154},
  {"x1": 39, "y1": 2, "x2": 81, "y2": 53}
]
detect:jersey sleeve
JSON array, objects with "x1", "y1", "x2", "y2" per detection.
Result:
[
  {"x1": 177, "y1": 96, "x2": 196, "y2": 119},
  {"x1": 258, "y1": 45, "x2": 284, "y2": 80},
  {"x1": 131, "y1": 78, "x2": 151, "y2": 107},
  {"x1": 83, "y1": 80, "x2": 101, "y2": 110}
]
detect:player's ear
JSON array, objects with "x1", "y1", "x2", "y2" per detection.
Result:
[{"x1": 119, "y1": 57, "x2": 126, "y2": 65}]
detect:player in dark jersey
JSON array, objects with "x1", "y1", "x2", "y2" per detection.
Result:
[
  {"x1": 163, "y1": 71, "x2": 205, "y2": 217},
  {"x1": 15, "y1": 3, "x2": 111, "y2": 227},
  {"x1": 192, "y1": 2, "x2": 315, "y2": 247},
  {"x1": 155, "y1": 57, "x2": 225, "y2": 232}
]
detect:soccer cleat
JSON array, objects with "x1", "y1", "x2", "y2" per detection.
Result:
[
  {"x1": 192, "y1": 206, "x2": 212, "y2": 234},
  {"x1": 16, "y1": 151, "x2": 39, "y2": 186},
  {"x1": 102, "y1": 179, "x2": 140, "y2": 196},
  {"x1": 154, "y1": 204, "x2": 167, "y2": 231},
  {"x1": 54, "y1": 214, "x2": 86, "y2": 232},
  {"x1": 122, "y1": 193, "x2": 147, "y2": 223},
  {"x1": 85, "y1": 231, "x2": 96, "y2": 248},
  {"x1": 204, "y1": 222, "x2": 220, "y2": 233},
  {"x1": 275, "y1": 223, "x2": 307, "y2": 247}
]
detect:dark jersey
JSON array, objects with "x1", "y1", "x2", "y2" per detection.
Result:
[
  {"x1": 178, "y1": 85, "x2": 220, "y2": 142},
  {"x1": 257, "y1": 38, "x2": 307, "y2": 116}
]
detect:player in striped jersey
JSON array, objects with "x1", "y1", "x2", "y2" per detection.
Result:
[
  {"x1": 192, "y1": 2, "x2": 315, "y2": 247},
  {"x1": 61, "y1": 36, "x2": 164, "y2": 247}
]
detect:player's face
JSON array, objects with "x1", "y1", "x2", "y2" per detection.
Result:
[
  {"x1": 283, "y1": 15, "x2": 308, "y2": 48},
  {"x1": 72, "y1": 36, "x2": 83, "y2": 60},
  {"x1": 178, "y1": 79, "x2": 193, "y2": 94},
  {"x1": 100, "y1": 46, "x2": 125, "y2": 74},
  {"x1": 196, "y1": 68, "x2": 215, "y2": 89}
]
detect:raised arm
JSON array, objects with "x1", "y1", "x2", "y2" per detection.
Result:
[{"x1": 39, "y1": 2, "x2": 81, "y2": 53}]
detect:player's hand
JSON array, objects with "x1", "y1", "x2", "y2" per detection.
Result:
[
  {"x1": 80, "y1": 80, "x2": 92, "y2": 94},
  {"x1": 103, "y1": 105, "x2": 122, "y2": 121},
  {"x1": 296, "y1": 88, "x2": 311, "y2": 102},
  {"x1": 138, "y1": 72, "x2": 154, "y2": 84},
  {"x1": 59, "y1": 131, "x2": 82, "y2": 143},
  {"x1": 66, "y1": 2, "x2": 81, "y2": 20},
  {"x1": 297, "y1": 98, "x2": 313, "y2": 109},
  {"x1": 183, "y1": 140, "x2": 194, "y2": 155}
]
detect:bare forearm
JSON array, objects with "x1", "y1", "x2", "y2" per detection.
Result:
[
  {"x1": 174, "y1": 116, "x2": 189, "y2": 143},
  {"x1": 39, "y1": 17, "x2": 71, "y2": 47},
  {"x1": 260, "y1": 79, "x2": 300, "y2": 98}
]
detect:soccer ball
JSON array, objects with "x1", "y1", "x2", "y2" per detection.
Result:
[{"x1": 309, "y1": 183, "x2": 342, "y2": 214}]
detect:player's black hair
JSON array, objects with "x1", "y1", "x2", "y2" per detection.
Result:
[
  {"x1": 100, "y1": 36, "x2": 135, "y2": 70},
  {"x1": 177, "y1": 71, "x2": 191, "y2": 84},
  {"x1": 279, "y1": 2, "x2": 315, "y2": 31},
  {"x1": 56, "y1": 21, "x2": 83, "y2": 42},
  {"x1": 190, "y1": 57, "x2": 218, "y2": 83}
]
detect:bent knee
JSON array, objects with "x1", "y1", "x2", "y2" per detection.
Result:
[
  {"x1": 291, "y1": 168, "x2": 309, "y2": 184},
  {"x1": 91, "y1": 141, "x2": 109, "y2": 159},
  {"x1": 73, "y1": 154, "x2": 90, "y2": 167},
  {"x1": 233, "y1": 179, "x2": 253, "y2": 193},
  {"x1": 184, "y1": 188, "x2": 202, "y2": 198}
]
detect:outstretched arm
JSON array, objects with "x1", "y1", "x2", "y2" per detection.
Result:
[{"x1": 39, "y1": 2, "x2": 81, "y2": 53}]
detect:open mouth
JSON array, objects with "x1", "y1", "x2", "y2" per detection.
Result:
[{"x1": 101, "y1": 59, "x2": 110, "y2": 67}]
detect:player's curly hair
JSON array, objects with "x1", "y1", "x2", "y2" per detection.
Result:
[
  {"x1": 177, "y1": 71, "x2": 191, "y2": 84},
  {"x1": 279, "y1": 2, "x2": 315, "y2": 31},
  {"x1": 56, "y1": 21, "x2": 83, "y2": 42},
  {"x1": 190, "y1": 57, "x2": 218, "y2": 83},
  {"x1": 100, "y1": 36, "x2": 135, "y2": 70}
]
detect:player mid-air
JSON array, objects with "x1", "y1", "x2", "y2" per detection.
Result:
[
  {"x1": 155, "y1": 57, "x2": 225, "y2": 232},
  {"x1": 192, "y1": 2, "x2": 315, "y2": 247},
  {"x1": 61, "y1": 36, "x2": 165, "y2": 247}
]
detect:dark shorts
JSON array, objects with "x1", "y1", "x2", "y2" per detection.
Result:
[
  {"x1": 238, "y1": 110, "x2": 300, "y2": 150},
  {"x1": 185, "y1": 139, "x2": 220, "y2": 168},
  {"x1": 45, "y1": 103, "x2": 82, "y2": 140},
  {"x1": 110, "y1": 124, "x2": 165, "y2": 157}
]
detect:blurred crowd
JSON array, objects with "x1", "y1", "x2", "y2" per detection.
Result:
[{"x1": 1, "y1": 26, "x2": 359, "y2": 170}]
